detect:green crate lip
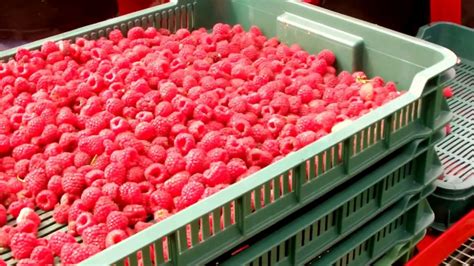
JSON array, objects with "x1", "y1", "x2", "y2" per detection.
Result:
[
  {"x1": 372, "y1": 228, "x2": 426, "y2": 265},
  {"x1": 0, "y1": 1, "x2": 456, "y2": 265},
  {"x1": 218, "y1": 140, "x2": 439, "y2": 265}
]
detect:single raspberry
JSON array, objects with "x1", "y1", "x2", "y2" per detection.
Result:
[
  {"x1": 0, "y1": 205, "x2": 6, "y2": 227},
  {"x1": 315, "y1": 111, "x2": 337, "y2": 131},
  {"x1": 227, "y1": 158, "x2": 248, "y2": 180},
  {"x1": 60, "y1": 243, "x2": 100, "y2": 265},
  {"x1": 159, "y1": 81, "x2": 178, "y2": 101},
  {"x1": 74, "y1": 151, "x2": 92, "y2": 168},
  {"x1": 76, "y1": 212, "x2": 96, "y2": 235},
  {"x1": 105, "y1": 229, "x2": 128, "y2": 248},
  {"x1": 62, "y1": 172, "x2": 85, "y2": 195},
  {"x1": 106, "y1": 211, "x2": 129, "y2": 231},
  {"x1": 48, "y1": 231, "x2": 76, "y2": 255},
  {"x1": 135, "y1": 122, "x2": 156, "y2": 140},
  {"x1": 203, "y1": 161, "x2": 232, "y2": 187},
  {"x1": 151, "y1": 116, "x2": 172, "y2": 136},
  {"x1": 279, "y1": 136, "x2": 299, "y2": 155},
  {"x1": 443, "y1": 86, "x2": 453, "y2": 98},
  {"x1": 104, "y1": 163, "x2": 127, "y2": 185},
  {"x1": 119, "y1": 182, "x2": 142, "y2": 205},
  {"x1": 12, "y1": 144, "x2": 39, "y2": 160},
  {"x1": 30, "y1": 246, "x2": 54, "y2": 265},
  {"x1": 149, "y1": 190, "x2": 174, "y2": 212},
  {"x1": 296, "y1": 131, "x2": 318, "y2": 149},
  {"x1": 207, "y1": 148, "x2": 229, "y2": 164},
  {"x1": 52, "y1": 204, "x2": 70, "y2": 224},
  {"x1": 317, "y1": 49, "x2": 336, "y2": 65},
  {"x1": 8, "y1": 199, "x2": 35, "y2": 218},
  {"x1": 144, "y1": 163, "x2": 169, "y2": 185},
  {"x1": 261, "y1": 139, "x2": 280, "y2": 157},
  {"x1": 247, "y1": 148, "x2": 273, "y2": 167},
  {"x1": 198, "y1": 131, "x2": 224, "y2": 152},
  {"x1": 35, "y1": 190, "x2": 57, "y2": 211},
  {"x1": 93, "y1": 197, "x2": 119, "y2": 223},
  {"x1": 164, "y1": 171, "x2": 190, "y2": 197},
  {"x1": 84, "y1": 169, "x2": 104, "y2": 186},
  {"x1": 224, "y1": 136, "x2": 246, "y2": 158},
  {"x1": 146, "y1": 145, "x2": 166, "y2": 163},
  {"x1": 78, "y1": 135, "x2": 105, "y2": 156},
  {"x1": 126, "y1": 166, "x2": 145, "y2": 183},
  {"x1": 164, "y1": 152, "x2": 186, "y2": 176},
  {"x1": 134, "y1": 221, "x2": 153, "y2": 233},
  {"x1": 0, "y1": 225, "x2": 17, "y2": 248},
  {"x1": 123, "y1": 204, "x2": 147, "y2": 225},
  {"x1": 176, "y1": 181, "x2": 205, "y2": 210},
  {"x1": 67, "y1": 200, "x2": 88, "y2": 223},
  {"x1": 174, "y1": 133, "x2": 196, "y2": 155},
  {"x1": 10, "y1": 233, "x2": 38, "y2": 259},
  {"x1": 81, "y1": 187, "x2": 103, "y2": 209}
]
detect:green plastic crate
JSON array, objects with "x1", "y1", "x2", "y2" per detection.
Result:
[
  {"x1": 417, "y1": 22, "x2": 474, "y2": 232},
  {"x1": 0, "y1": 1, "x2": 456, "y2": 265},
  {"x1": 372, "y1": 229, "x2": 426, "y2": 266},
  {"x1": 216, "y1": 138, "x2": 440, "y2": 265}
]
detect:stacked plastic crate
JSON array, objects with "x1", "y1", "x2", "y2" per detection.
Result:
[{"x1": 0, "y1": 1, "x2": 457, "y2": 265}]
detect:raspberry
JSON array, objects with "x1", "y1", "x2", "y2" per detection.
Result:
[
  {"x1": 174, "y1": 133, "x2": 196, "y2": 155},
  {"x1": 12, "y1": 144, "x2": 39, "y2": 160},
  {"x1": 35, "y1": 190, "x2": 58, "y2": 211},
  {"x1": 62, "y1": 172, "x2": 85, "y2": 195},
  {"x1": 443, "y1": 86, "x2": 453, "y2": 98},
  {"x1": 317, "y1": 49, "x2": 336, "y2": 66},
  {"x1": 154, "y1": 101, "x2": 173, "y2": 117},
  {"x1": 23, "y1": 168, "x2": 47, "y2": 195},
  {"x1": 74, "y1": 151, "x2": 92, "y2": 168},
  {"x1": 80, "y1": 187, "x2": 102, "y2": 209},
  {"x1": 105, "y1": 229, "x2": 128, "y2": 248},
  {"x1": 225, "y1": 136, "x2": 246, "y2": 158},
  {"x1": 164, "y1": 152, "x2": 186, "y2": 176},
  {"x1": 203, "y1": 161, "x2": 232, "y2": 187},
  {"x1": 48, "y1": 231, "x2": 76, "y2": 255},
  {"x1": 60, "y1": 243, "x2": 100, "y2": 264},
  {"x1": 30, "y1": 246, "x2": 54, "y2": 265},
  {"x1": 0, "y1": 134, "x2": 10, "y2": 153},
  {"x1": 147, "y1": 145, "x2": 166, "y2": 163},
  {"x1": 134, "y1": 221, "x2": 153, "y2": 232},
  {"x1": 149, "y1": 190, "x2": 174, "y2": 212},
  {"x1": 123, "y1": 204, "x2": 147, "y2": 225},
  {"x1": 16, "y1": 259, "x2": 40, "y2": 266},
  {"x1": 0, "y1": 205, "x2": 6, "y2": 227},
  {"x1": 159, "y1": 81, "x2": 178, "y2": 102},
  {"x1": 104, "y1": 163, "x2": 127, "y2": 185},
  {"x1": 78, "y1": 135, "x2": 105, "y2": 156},
  {"x1": 52, "y1": 204, "x2": 70, "y2": 224},
  {"x1": 296, "y1": 131, "x2": 318, "y2": 148},
  {"x1": 10, "y1": 233, "x2": 38, "y2": 259},
  {"x1": 227, "y1": 158, "x2": 248, "y2": 180},
  {"x1": 94, "y1": 197, "x2": 119, "y2": 223},
  {"x1": 106, "y1": 211, "x2": 129, "y2": 231},
  {"x1": 207, "y1": 148, "x2": 229, "y2": 163},
  {"x1": 296, "y1": 115, "x2": 316, "y2": 134},
  {"x1": 154, "y1": 209, "x2": 172, "y2": 223},
  {"x1": 76, "y1": 212, "x2": 96, "y2": 235},
  {"x1": 67, "y1": 200, "x2": 88, "y2": 222},
  {"x1": 193, "y1": 104, "x2": 214, "y2": 123},
  {"x1": 119, "y1": 182, "x2": 142, "y2": 205},
  {"x1": 164, "y1": 171, "x2": 190, "y2": 197},
  {"x1": 176, "y1": 181, "x2": 205, "y2": 210},
  {"x1": 247, "y1": 148, "x2": 273, "y2": 167},
  {"x1": 144, "y1": 163, "x2": 168, "y2": 185},
  {"x1": 134, "y1": 121, "x2": 156, "y2": 140},
  {"x1": 184, "y1": 148, "x2": 208, "y2": 174},
  {"x1": 198, "y1": 131, "x2": 225, "y2": 152}
]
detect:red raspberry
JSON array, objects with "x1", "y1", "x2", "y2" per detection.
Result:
[
  {"x1": 30, "y1": 246, "x2": 54, "y2": 265},
  {"x1": 105, "y1": 98, "x2": 125, "y2": 115},
  {"x1": 176, "y1": 181, "x2": 205, "y2": 210},
  {"x1": 443, "y1": 86, "x2": 453, "y2": 98},
  {"x1": 60, "y1": 243, "x2": 100, "y2": 265},
  {"x1": 16, "y1": 258, "x2": 40, "y2": 266},
  {"x1": 80, "y1": 187, "x2": 102, "y2": 209},
  {"x1": 105, "y1": 229, "x2": 128, "y2": 248},
  {"x1": 84, "y1": 169, "x2": 104, "y2": 186},
  {"x1": 76, "y1": 212, "x2": 96, "y2": 235},
  {"x1": 198, "y1": 131, "x2": 224, "y2": 152},
  {"x1": 25, "y1": 116, "x2": 45, "y2": 137},
  {"x1": 267, "y1": 116, "x2": 286, "y2": 136},
  {"x1": 134, "y1": 221, "x2": 153, "y2": 233},
  {"x1": 297, "y1": 84, "x2": 314, "y2": 103},
  {"x1": 0, "y1": 205, "x2": 6, "y2": 227},
  {"x1": 164, "y1": 171, "x2": 190, "y2": 197},
  {"x1": 193, "y1": 104, "x2": 214, "y2": 123},
  {"x1": 109, "y1": 117, "x2": 130, "y2": 134},
  {"x1": 0, "y1": 225, "x2": 17, "y2": 248},
  {"x1": 12, "y1": 144, "x2": 39, "y2": 160},
  {"x1": 104, "y1": 163, "x2": 127, "y2": 185},
  {"x1": 146, "y1": 145, "x2": 166, "y2": 163},
  {"x1": 74, "y1": 151, "x2": 92, "y2": 167},
  {"x1": 149, "y1": 190, "x2": 174, "y2": 212},
  {"x1": 224, "y1": 136, "x2": 246, "y2": 158},
  {"x1": 317, "y1": 49, "x2": 336, "y2": 65},
  {"x1": 0, "y1": 134, "x2": 10, "y2": 153},
  {"x1": 207, "y1": 148, "x2": 229, "y2": 163},
  {"x1": 101, "y1": 183, "x2": 119, "y2": 202},
  {"x1": 164, "y1": 152, "x2": 186, "y2": 176},
  {"x1": 108, "y1": 29, "x2": 123, "y2": 43},
  {"x1": 295, "y1": 115, "x2": 316, "y2": 134},
  {"x1": 315, "y1": 111, "x2": 337, "y2": 131},
  {"x1": 184, "y1": 148, "x2": 208, "y2": 174},
  {"x1": 247, "y1": 148, "x2": 273, "y2": 167},
  {"x1": 296, "y1": 131, "x2": 318, "y2": 149},
  {"x1": 67, "y1": 200, "x2": 88, "y2": 222},
  {"x1": 134, "y1": 122, "x2": 156, "y2": 140},
  {"x1": 52, "y1": 204, "x2": 70, "y2": 224},
  {"x1": 228, "y1": 96, "x2": 247, "y2": 113},
  {"x1": 62, "y1": 172, "x2": 85, "y2": 195},
  {"x1": 227, "y1": 158, "x2": 248, "y2": 180},
  {"x1": 10, "y1": 233, "x2": 38, "y2": 259},
  {"x1": 144, "y1": 163, "x2": 169, "y2": 185},
  {"x1": 14, "y1": 159, "x2": 30, "y2": 179},
  {"x1": 159, "y1": 82, "x2": 178, "y2": 102},
  {"x1": 154, "y1": 101, "x2": 174, "y2": 117},
  {"x1": 106, "y1": 211, "x2": 129, "y2": 231},
  {"x1": 24, "y1": 169, "x2": 47, "y2": 195},
  {"x1": 125, "y1": 166, "x2": 144, "y2": 183},
  {"x1": 48, "y1": 231, "x2": 76, "y2": 255},
  {"x1": 93, "y1": 197, "x2": 119, "y2": 223},
  {"x1": 78, "y1": 135, "x2": 105, "y2": 156},
  {"x1": 123, "y1": 204, "x2": 147, "y2": 225},
  {"x1": 203, "y1": 161, "x2": 233, "y2": 187},
  {"x1": 35, "y1": 190, "x2": 57, "y2": 211},
  {"x1": 119, "y1": 182, "x2": 142, "y2": 205},
  {"x1": 174, "y1": 133, "x2": 196, "y2": 155},
  {"x1": 127, "y1": 26, "x2": 145, "y2": 40}
]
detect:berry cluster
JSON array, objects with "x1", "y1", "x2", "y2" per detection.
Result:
[{"x1": 0, "y1": 23, "x2": 403, "y2": 264}]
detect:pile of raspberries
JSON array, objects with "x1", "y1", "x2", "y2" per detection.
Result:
[{"x1": 0, "y1": 23, "x2": 403, "y2": 265}]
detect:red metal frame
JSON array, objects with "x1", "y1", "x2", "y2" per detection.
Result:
[
  {"x1": 430, "y1": 0, "x2": 462, "y2": 24},
  {"x1": 406, "y1": 210, "x2": 474, "y2": 266}
]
